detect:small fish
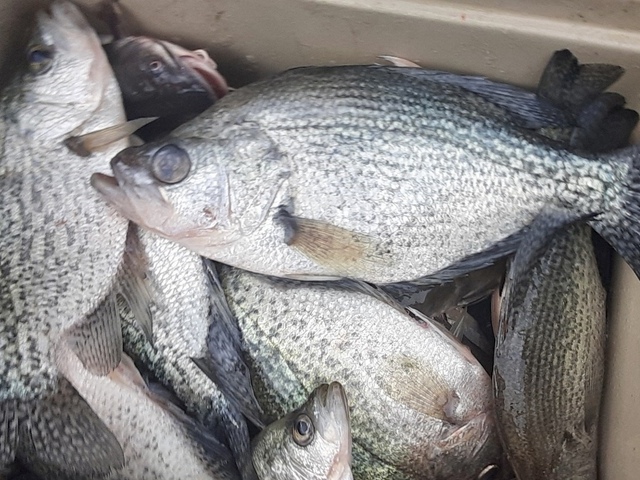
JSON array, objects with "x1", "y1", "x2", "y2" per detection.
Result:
[
  {"x1": 118, "y1": 225, "x2": 262, "y2": 477},
  {"x1": 249, "y1": 382, "x2": 353, "y2": 480},
  {"x1": 100, "y1": 0, "x2": 228, "y2": 120},
  {"x1": 205, "y1": 262, "x2": 502, "y2": 480},
  {"x1": 92, "y1": 63, "x2": 640, "y2": 292},
  {"x1": 1, "y1": 1, "x2": 129, "y2": 476},
  {"x1": 56, "y1": 341, "x2": 241, "y2": 480}
]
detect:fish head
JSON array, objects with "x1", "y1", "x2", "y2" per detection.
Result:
[
  {"x1": 106, "y1": 36, "x2": 228, "y2": 119},
  {"x1": 305, "y1": 382, "x2": 353, "y2": 480},
  {"x1": 11, "y1": 1, "x2": 112, "y2": 142},
  {"x1": 251, "y1": 382, "x2": 353, "y2": 480},
  {"x1": 92, "y1": 131, "x2": 286, "y2": 255}
]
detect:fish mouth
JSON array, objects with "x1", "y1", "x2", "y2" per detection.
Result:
[
  {"x1": 90, "y1": 147, "x2": 177, "y2": 235},
  {"x1": 314, "y1": 382, "x2": 353, "y2": 480},
  {"x1": 159, "y1": 41, "x2": 229, "y2": 100}
]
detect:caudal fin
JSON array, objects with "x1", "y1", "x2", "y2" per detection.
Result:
[{"x1": 591, "y1": 147, "x2": 640, "y2": 280}]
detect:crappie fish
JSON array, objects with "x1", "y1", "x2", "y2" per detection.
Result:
[
  {"x1": 381, "y1": 49, "x2": 637, "y2": 312},
  {"x1": 92, "y1": 64, "x2": 640, "y2": 289},
  {"x1": 119, "y1": 225, "x2": 262, "y2": 477},
  {"x1": 1, "y1": 1, "x2": 129, "y2": 476},
  {"x1": 100, "y1": 0, "x2": 228, "y2": 120},
  {"x1": 493, "y1": 222, "x2": 606, "y2": 480},
  {"x1": 208, "y1": 262, "x2": 501, "y2": 480},
  {"x1": 249, "y1": 382, "x2": 353, "y2": 480},
  {"x1": 56, "y1": 342, "x2": 240, "y2": 480}
]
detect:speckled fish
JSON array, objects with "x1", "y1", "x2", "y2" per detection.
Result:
[
  {"x1": 55, "y1": 342, "x2": 241, "y2": 480},
  {"x1": 118, "y1": 225, "x2": 262, "y2": 477},
  {"x1": 1, "y1": 1, "x2": 129, "y2": 476},
  {"x1": 92, "y1": 63, "x2": 640, "y2": 288},
  {"x1": 248, "y1": 382, "x2": 353, "y2": 480},
  {"x1": 204, "y1": 262, "x2": 501, "y2": 480},
  {"x1": 493, "y1": 221, "x2": 606, "y2": 480}
]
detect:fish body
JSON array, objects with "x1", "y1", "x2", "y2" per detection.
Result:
[
  {"x1": 1, "y1": 1, "x2": 129, "y2": 475},
  {"x1": 213, "y1": 263, "x2": 501, "y2": 480},
  {"x1": 250, "y1": 382, "x2": 353, "y2": 480},
  {"x1": 93, "y1": 65, "x2": 640, "y2": 289},
  {"x1": 57, "y1": 345, "x2": 240, "y2": 480},
  {"x1": 493, "y1": 223, "x2": 606, "y2": 479},
  {"x1": 119, "y1": 226, "x2": 259, "y2": 476}
]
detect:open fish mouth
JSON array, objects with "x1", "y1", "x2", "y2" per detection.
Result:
[
  {"x1": 176, "y1": 48, "x2": 229, "y2": 100},
  {"x1": 314, "y1": 382, "x2": 353, "y2": 480}
]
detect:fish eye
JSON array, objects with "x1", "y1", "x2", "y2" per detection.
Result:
[
  {"x1": 148, "y1": 59, "x2": 164, "y2": 73},
  {"x1": 151, "y1": 144, "x2": 191, "y2": 184},
  {"x1": 27, "y1": 45, "x2": 54, "y2": 74},
  {"x1": 292, "y1": 414, "x2": 314, "y2": 447}
]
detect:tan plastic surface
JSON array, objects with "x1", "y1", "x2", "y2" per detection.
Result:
[{"x1": 1, "y1": 0, "x2": 639, "y2": 478}]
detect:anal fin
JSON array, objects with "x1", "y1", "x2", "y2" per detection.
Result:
[
  {"x1": 17, "y1": 379, "x2": 124, "y2": 478},
  {"x1": 67, "y1": 290, "x2": 123, "y2": 376}
]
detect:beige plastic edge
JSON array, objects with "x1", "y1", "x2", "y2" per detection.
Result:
[{"x1": 1, "y1": 0, "x2": 639, "y2": 478}]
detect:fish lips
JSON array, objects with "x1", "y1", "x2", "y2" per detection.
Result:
[
  {"x1": 313, "y1": 382, "x2": 353, "y2": 480},
  {"x1": 91, "y1": 145, "x2": 176, "y2": 233}
]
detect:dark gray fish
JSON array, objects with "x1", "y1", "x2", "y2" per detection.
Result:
[
  {"x1": 1, "y1": 2, "x2": 129, "y2": 476},
  {"x1": 249, "y1": 382, "x2": 353, "y2": 480},
  {"x1": 100, "y1": 0, "x2": 228, "y2": 121},
  {"x1": 92, "y1": 63, "x2": 640, "y2": 291},
  {"x1": 493, "y1": 221, "x2": 606, "y2": 480}
]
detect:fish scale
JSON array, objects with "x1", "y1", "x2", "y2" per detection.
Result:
[
  {"x1": 494, "y1": 224, "x2": 606, "y2": 479},
  {"x1": 217, "y1": 263, "x2": 500, "y2": 480},
  {"x1": 1, "y1": 2, "x2": 129, "y2": 475},
  {"x1": 94, "y1": 65, "x2": 640, "y2": 290}
]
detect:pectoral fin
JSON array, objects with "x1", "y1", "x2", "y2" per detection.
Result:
[
  {"x1": 65, "y1": 117, "x2": 157, "y2": 157},
  {"x1": 276, "y1": 209, "x2": 387, "y2": 278}
]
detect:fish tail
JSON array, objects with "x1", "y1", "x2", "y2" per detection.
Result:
[{"x1": 591, "y1": 146, "x2": 640, "y2": 279}]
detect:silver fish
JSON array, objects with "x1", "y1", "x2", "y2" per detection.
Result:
[
  {"x1": 1, "y1": 1, "x2": 129, "y2": 476},
  {"x1": 93, "y1": 64, "x2": 640, "y2": 289},
  {"x1": 208, "y1": 262, "x2": 501, "y2": 480},
  {"x1": 119, "y1": 225, "x2": 262, "y2": 477},
  {"x1": 249, "y1": 382, "x2": 353, "y2": 480},
  {"x1": 56, "y1": 342, "x2": 240, "y2": 480}
]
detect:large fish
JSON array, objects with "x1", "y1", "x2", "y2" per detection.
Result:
[
  {"x1": 92, "y1": 63, "x2": 640, "y2": 289},
  {"x1": 249, "y1": 382, "x2": 353, "y2": 480},
  {"x1": 0, "y1": 1, "x2": 129, "y2": 476},
  {"x1": 493, "y1": 222, "x2": 606, "y2": 480},
  {"x1": 206, "y1": 262, "x2": 501, "y2": 480},
  {"x1": 119, "y1": 225, "x2": 262, "y2": 477}
]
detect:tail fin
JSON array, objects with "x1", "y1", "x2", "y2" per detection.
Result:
[{"x1": 591, "y1": 146, "x2": 640, "y2": 280}]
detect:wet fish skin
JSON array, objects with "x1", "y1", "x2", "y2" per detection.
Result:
[
  {"x1": 1, "y1": 1, "x2": 129, "y2": 475},
  {"x1": 100, "y1": 0, "x2": 228, "y2": 121},
  {"x1": 119, "y1": 225, "x2": 259, "y2": 477},
  {"x1": 56, "y1": 343, "x2": 240, "y2": 480},
  {"x1": 249, "y1": 382, "x2": 353, "y2": 480},
  {"x1": 493, "y1": 223, "x2": 606, "y2": 480},
  {"x1": 104, "y1": 36, "x2": 228, "y2": 120},
  {"x1": 212, "y1": 263, "x2": 501, "y2": 480},
  {"x1": 93, "y1": 64, "x2": 640, "y2": 289}
]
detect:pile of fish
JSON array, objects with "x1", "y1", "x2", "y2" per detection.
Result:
[{"x1": 1, "y1": 1, "x2": 639, "y2": 479}]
